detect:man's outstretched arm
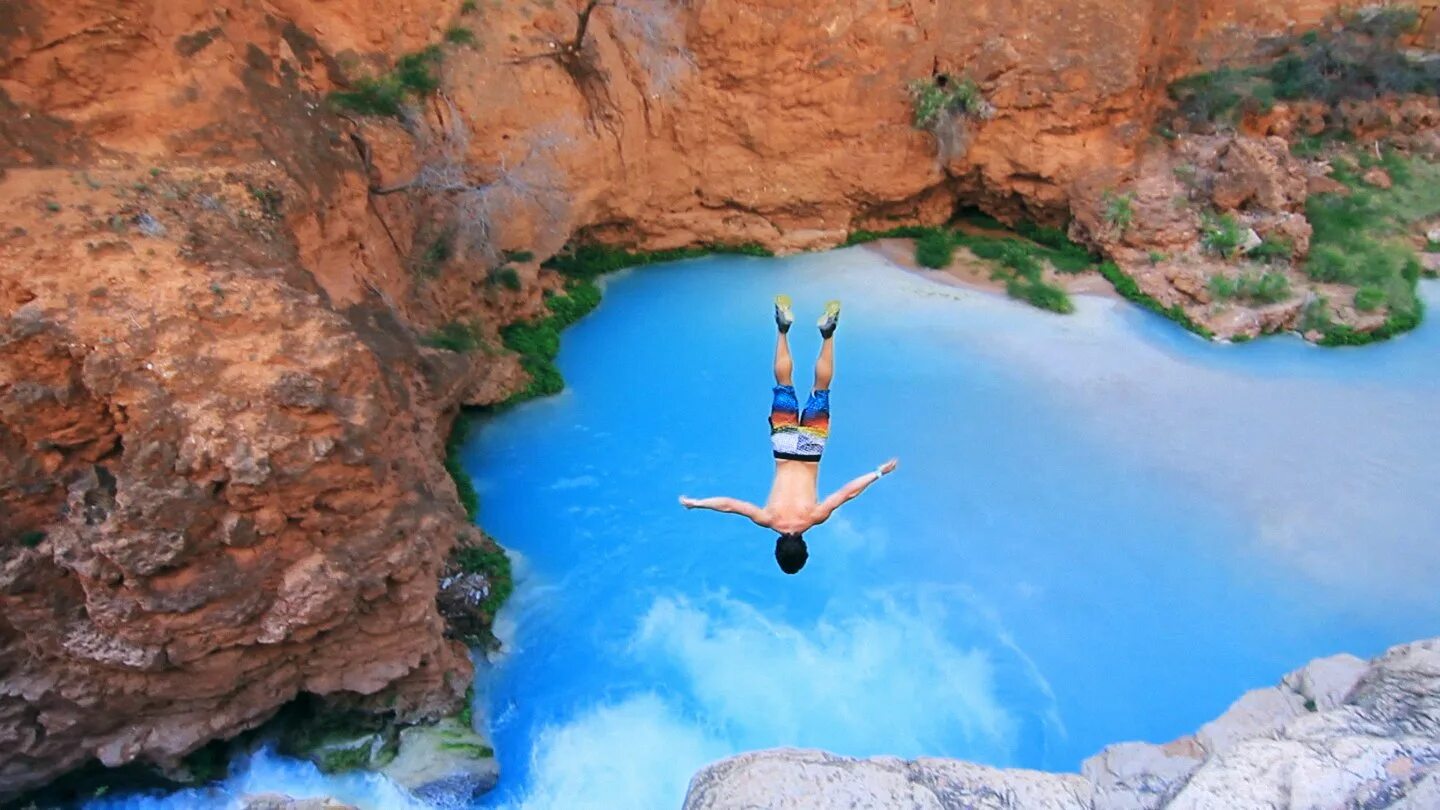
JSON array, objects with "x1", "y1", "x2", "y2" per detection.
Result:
[
  {"x1": 679, "y1": 496, "x2": 771, "y2": 526},
  {"x1": 814, "y1": 458, "x2": 898, "y2": 522}
]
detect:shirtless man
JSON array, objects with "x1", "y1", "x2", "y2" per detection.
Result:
[{"x1": 679, "y1": 297, "x2": 899, "y2": 574}]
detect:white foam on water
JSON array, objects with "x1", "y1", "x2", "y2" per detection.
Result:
[
  {"x1": 86, "y1": 747, "x2": 429, "y2": 810},
  {"x1": 632, "y1": 592, "x2": 1021, "y2": 761},
  {"x1": 497, "y1": 693, "x2": 728, "y2": 810}
]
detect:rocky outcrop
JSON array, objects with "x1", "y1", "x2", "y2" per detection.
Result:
[
  {"x1": 683, "y1": 638, "x2": 1440, "y2": 809},
  {"x1": 0, "y1": 0, "x2": 1390, "y2": 799}
]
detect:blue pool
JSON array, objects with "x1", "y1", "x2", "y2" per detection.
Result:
[
  {"x1": 92, "y1": 249, "x2": 1440, "y2": 809},
  {"x1": 461, "y1": 250, "x2": 1440, "y2": 808}
]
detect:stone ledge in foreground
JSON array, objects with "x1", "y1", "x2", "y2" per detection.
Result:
[{"x1": 683, "y1": 637, "x2": 1440, "y2": 809}]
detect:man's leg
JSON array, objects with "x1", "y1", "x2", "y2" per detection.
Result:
[
  {"x1": 774, "y1": 295, "x2": 794, "y2": 386},
  {"x1": 813, "y1": 332, "x2": 833, "y2": 390},
  {"x1": 814, "y1": 300, "x2": 840, "y2": 389}
]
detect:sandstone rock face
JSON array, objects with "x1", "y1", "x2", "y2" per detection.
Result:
[
  {"x1": 0, "y1": 0, "x2": 1369, "y2": 798},
  {"x1": 683, "y1": 639, "x2": 1440, "y2": 810}
]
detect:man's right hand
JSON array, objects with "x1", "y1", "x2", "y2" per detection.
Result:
[
  {"x1": 679, "y1": 496, "x2": 697, "y2": 509},
  {"x1": 879, "y1": 458, "x2": 899, "y2": 475}
]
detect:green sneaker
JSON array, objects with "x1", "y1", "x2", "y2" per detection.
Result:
[
  {"x1": 817, "y1": 300, "x2": 841, "y2": 338},
  {"x1": 774, "y1": 294, "x2": 794, "y2": 334}
]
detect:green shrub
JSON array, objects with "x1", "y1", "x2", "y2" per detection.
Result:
[
  {"x1": 504, "y1": 249, "x2": 536, "y2": 263},
  {"x1": 489, "y1": 266, "x2": 522, "y2": 291},
  {"x1": 1209, "y1": 271, "x2": 1289, "y2": 304},
  {"x1": 458, "y1": 685, "x2": 475, "y2": 727},
  {"x1": 500, "y1": 279, "x2": 603, "y2": 405},
  {"x1": 1354, "y1": 285, "x2": 1386, "y2": 311},
  {"x1": 1168, "y1": 11, "x2": 1437, "y2": 131},
  {"x1": 906, "y1": 75, "x2": 987, "y2": 130},
  {"x1": 1201, "y1": 212, "x2": 1244, "y2": 258},
  {"x1": 843, "y1": 225, "x2": 940, "y2": 245},
  {"x1": 1248, "y1": 235, "x2": 1294, "y2": 264},
  {"x1": 445, "y1": 26, "x2": 475, "y2": 45},
  {"x1": 461, "y1": 0, "x2": 477, "y2": 11},
  {"x1": 422, "y1": 321, "x2": 483, "y2": 353},
  {"x1": 445, "y1": 416, "x2": 479, "y2": 522},
  {"x1": 329, "y1": 46, "x2": 443, "y2": 117},
  {"x1": 1102, "y1": 191, "x2": 1134, "y2": 234},
  {"x1": 416, "y1": 232, "x2": 453, "y2": 277},
  {"x1": 18, "y1": 530, "x2": 44, "y2": 548},
  {"x1": 1006, "y1": 277, "x2": 1074, "y2": 314},
  {"x1": 455, "y1": 543, "x2": 513, "y2": 616},
  {"x1": 914, "y1": 230, "x2": 954, "y2": 268}
]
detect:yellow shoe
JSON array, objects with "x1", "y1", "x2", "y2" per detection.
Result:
[
  {"x1": 775, "y1": 294, "x2": 794, "y2": 334},
  {"x1": 818, "y1": 300, "x2": 841, "y2": 338}
]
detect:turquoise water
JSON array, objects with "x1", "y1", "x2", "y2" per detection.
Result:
[
  {"x1": 88, "y1": 250, "x2": 1440, "y2": 809},
  {"x1": 463, "y1": 251, "x2": 1440, "y2": 808}
]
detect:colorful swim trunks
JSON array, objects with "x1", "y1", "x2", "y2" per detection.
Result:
[{"x1": 770, "y1": 385, "x2": 830, "y2": 461}]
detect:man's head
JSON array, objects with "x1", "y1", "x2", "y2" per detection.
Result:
[{"x1": 774, "y1": 533, "x2": 808, "y2": 574}]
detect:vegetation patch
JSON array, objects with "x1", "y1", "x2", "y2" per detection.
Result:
[
  {"x1": 416, "y1": 231, "x2": 454, "y2": 277},
  {"x1": 1201, "y1": 212, "x2": 1245, "y2": 259},
  {"x1": 1301, "y1": 148, "x2": 1439, "y2": 341},
  {"x1": 1208, "y1": 270, "x2": 1293, "y2": 305},
  {"x1": 439, "y1": 741, "x2": 495, "y2": 758},
  {"x1": 422, "y1": 321, "x2": 485, "y2": 353},
  {"x1": 276, "y1": 697, "x2": 399, "y2": 775},
  {"x1": 499, "y1": 279, "x2": 602, "y2": 404},
  {"x1": 18, "y1": 530, "x2": 45, "y2": 548},
  {"x1": 844, "y1": 222, "x2": 1098, "y2": 313},
  {"x1": 488, "y1": 265, "x2": 522, "y2": 291},
  {"x1": 914, "y1": 230, "x2": 955, "y2": 268},
  {"x1": 1099, "y1": 262, "x2": 1216, "y2": 339},
  {"x1": 455, "y1": 543, "x2": 513, "y2": 617},
  {"x1": 1167, "y1": 9, "x2": 1438, "y2": 131},
  {"x1": 1102, "y1": 191, "x2": 1134, "y2": 234},
  {"x1": 446, "y1": 415, "x2": 479, "y2": 522},
  {"x1": 906, "y1": 74, "x2": 988, "y2": 131},
  {"x1": 329, "y1": 46, "x2": 444, "y2": 117},
  {"x1": 445, "y1": 26, "x2": 476, "y2": 46}
]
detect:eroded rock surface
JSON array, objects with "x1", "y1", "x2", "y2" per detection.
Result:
[{"x1": 683, "y1": 639, "x2": 1440, "y2": 809}]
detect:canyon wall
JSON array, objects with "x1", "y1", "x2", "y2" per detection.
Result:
[{"x1": 0, "y1": 0, "x2": 1370, "y2": 799}]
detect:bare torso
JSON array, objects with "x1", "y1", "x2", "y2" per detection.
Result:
[{"x1": 764, "y1": 459, "x2": 823, "y2": 534}]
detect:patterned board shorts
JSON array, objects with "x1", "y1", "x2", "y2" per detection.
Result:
[{"x1": 770, "y1": 385, "x2": 830, "y2": 461}]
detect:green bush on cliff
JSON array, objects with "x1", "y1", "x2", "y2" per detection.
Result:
[
  {"x1": 422, "y1": 321, "x2": 485, "y2": 353},
  {"x1": 1201, "y1": 212, "x2": 1245, "y2": 259},
  {"x1": 500, "y1": 278, "x2": 603, "y2": 405},
  {"x1": 445, "y1": 416, "x2": 479, "y2": 521},
  {"x1": 906, "y1": 75, "x2": 987, "y2": 130},
  {"x1": 455, "y1": 543, "x2": 513, "y2": 616},
  {"x1": 1166, "y1": 11, "x2": 1438, "y2": 130},
  {"x1": 329, "y1": 46, "x2": 443, "y2": 117}
]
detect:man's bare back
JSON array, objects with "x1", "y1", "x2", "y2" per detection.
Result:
[{"x1": 679, "y1": 297, "x2": 898, "y2": 574}]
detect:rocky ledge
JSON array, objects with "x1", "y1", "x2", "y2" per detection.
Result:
[{"x1": 683, "y1": 638, "x2": 1440, "y2": 809}]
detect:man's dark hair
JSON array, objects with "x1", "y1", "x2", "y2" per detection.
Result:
[{"x1": 774, "y1": 533, "x2": 808, "y2": 575}]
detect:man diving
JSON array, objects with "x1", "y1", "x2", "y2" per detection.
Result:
[{"x1": 679, "y1": 297, "x2": 899, "y2": 574}]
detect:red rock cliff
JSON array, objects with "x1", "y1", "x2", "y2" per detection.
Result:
[{"x1": 0, "y1": 0, "x2": 1362, "y2": 799}]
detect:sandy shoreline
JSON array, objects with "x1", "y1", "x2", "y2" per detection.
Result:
[{"x1": 861, "y1": 238, "x2": 1122, "y2": 301}]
